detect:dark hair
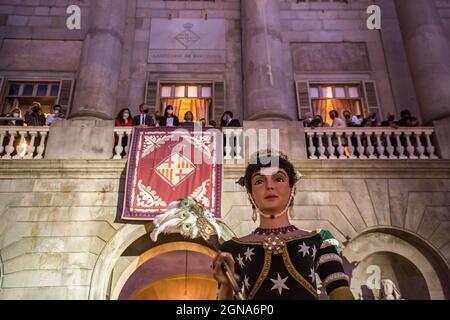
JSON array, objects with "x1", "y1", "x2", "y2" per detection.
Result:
[
  {"x1": 184, "y1": 111, "x2": 194, "y2": 121},
  {"x1": 53, "y1": 104, "x2": 62, "y2": 111},
  {"x1": 164, "y1": 105, "x2": 174, "y2": 118},
  {"x1": 116, "y1": 108, "x2": 132, "y2": 125},
  {"x1": 209, "y1": 120, "x2": 217, "y2": 127},
  {"x1": 400, "y1": 109, "x2": 411, "y2": 118},
  {"x1": 314, "y1": 115, "x2": 323, "y2": 123},
  {"x1": 224, "y1": 111, "x2": 233, "y2": 118},
  {"x1": 329, "y1": 110, "x2": 339, "y2": 118},
  {"x1": 238, "y1": 151, "x2": 296, "y2": 194}
]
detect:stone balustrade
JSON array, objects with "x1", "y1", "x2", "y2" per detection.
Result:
[
  {"x1": 113, "y1": 127, "x2": 133, "y2": 160},
  {"x1": 112, "y1": 127, "x2": 441, "y2": 161},
  {"x1": 0, "y1": 126, "x2": 49, "y2": 160},
  {"x1": 305, "y1": 127, "x2": 439, "y2": 160}
]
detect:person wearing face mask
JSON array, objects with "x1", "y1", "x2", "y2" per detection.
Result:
[
  {"x1": 5, "y1": 108, "x2": 24, "y2": 126},
  {"x1": 132, "y1": 103, "x2": 155, "y2": 127},
  {"x1": 159, "y1": 105, "x2": 179, "y2": 127},
  {"x1": 25, "y1": 102, "x2": 46, "y2": 126},
  {"x1": 45, "y1": 105, "x2": 64, "y2": 126},
  {"x1": 221, "y1": 111, "x2": 241, "y2": 127},
  {"x1": 115, "y1": 108, "x2": 133, "y2": 127}
]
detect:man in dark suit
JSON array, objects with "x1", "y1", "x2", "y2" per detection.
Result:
[
  {"x1": 222, "y1": 111, "x2": 241, "y2": 127},
  {"x1": 133, "y1": 103, "x2": 155, "y2": 127}
]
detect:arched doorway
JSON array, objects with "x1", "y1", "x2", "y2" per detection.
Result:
[
  {"x1": 343, "y1": 228, "x2": 450, "y2": 300},
  {"x1": 111, "y1": 237, "x2": 218, "y2": 300},
  {"x1": 351, "y1": 251, "x2": 430, "y2": 300}
]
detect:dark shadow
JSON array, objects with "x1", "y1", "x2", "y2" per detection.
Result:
[{"x1": 360, "y1": 285, "x2": 375, "y2": 300}]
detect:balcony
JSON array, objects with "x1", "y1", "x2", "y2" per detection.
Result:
[{"x1": 0, "y1": 125, "x2": 443, "y2": 161}]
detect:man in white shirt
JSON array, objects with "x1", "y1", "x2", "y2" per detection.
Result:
[
  {"x1": 46, "y1": 105, "x2": 64, "y2": 126},
  {"x1": 329, "y1": 110, "x2": 347, "y2": 128}
]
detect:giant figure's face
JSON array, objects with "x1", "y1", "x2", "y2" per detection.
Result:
[{"x1": 251, "y1": 167, "x2": 292, "y2": 215}]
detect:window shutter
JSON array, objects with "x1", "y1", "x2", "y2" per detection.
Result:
[
  {"x1": 145, "y1": 81, "x2": 158, "y2": 114},
  {"x1": 213, "y1": 81, "x2": 225, "y2": 124},
  {"x1": 363, "y1": 80, "x2": 381, "y2": 119},
  {"x1": 57, "y1": 79, "x2": 75, "y2": 115},
  {"x1": 295, "y1": 81, "x2": 312, "y2": 119}
]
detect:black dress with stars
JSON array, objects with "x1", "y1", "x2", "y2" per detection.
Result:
[{"x1": 219, "y1": 229, "x2": 349, "y2": 300}]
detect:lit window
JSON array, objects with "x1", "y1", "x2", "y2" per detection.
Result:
[
  {"x1": 335, "y1": 87, "x2": 345, "y2": 98},
  {"x1": 322, "y1": 86, "x2": 333, "y2": 98},
  {"x1": 175, "y1": 86, "x2": 185, "y2": 98},
  {"x1": 201, "y1": 87, "x2": 211, "y2": 98},
  {"x1": 161, "y1": 86, "x2": 172, "y2": 98},
  {"x1": 309, "y1": 87, "x2": 319, "y2": 98},
  {"x1": 348, "y1": 87, "x2": 360, "y2": 98},
  {"x1": 187, "y1": 86, "x2": 198, "y2": 98}
]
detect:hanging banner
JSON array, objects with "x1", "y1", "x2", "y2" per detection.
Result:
[{"x1": 121, "y1": 127, "x2": 223, "y2": 221}]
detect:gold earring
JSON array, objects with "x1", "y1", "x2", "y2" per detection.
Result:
[{"x1": 252, "y1": 208, "x2": 257, "y2": 223}]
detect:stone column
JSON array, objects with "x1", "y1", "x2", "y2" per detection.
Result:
[
  {"x1": 70, "y1": 0, "x2": 127, "y2": 120},
  {"x1": 242, "y1": 0, "x2": 296, "y2": 121},
  {"x1": 395, "y1": 0, "x2": 450, "y2": 124}
]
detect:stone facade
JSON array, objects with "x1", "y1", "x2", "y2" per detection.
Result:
[
  {"x1": 1, "y1": 0, "x2": 449, "y2": 123},
  {"x1": 0, "y1": 0, "x2": 450, "y2": 300},
  {"x1": 0, "y1": 160, "x2": 449, "y2": 299}
]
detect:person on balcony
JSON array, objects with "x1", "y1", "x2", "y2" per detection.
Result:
[
  {"x1": 24, "y1": 102, "x2": 46, "y2": 127},
  {"x1": 3, "y1": 108, "x2": 24, "y2": 126},
  {"x1": 397, "y1": 109, "x2": 420, "y2": 127},
  {"x1": 181, "y1": 111, "x2": 195, "y2": 127},
  {"x1": 159, "y1": 105, "x2": 179, "y2": 127},
  {"x1": 302, "y1": 112, "x2": 315, "y2": 128},
  {"x1": 329, "y1": 110, "x2": 346, "y2": 128},
  {"x1": 311, "y1": 115, "x2": 329, "y2": 128},
  {"x1": 115, "y1": 108, "x2": 133, "y2": 127},
  {"x1": 132, "y1": 103, "x2": 155, "y2": 127},
  {"x1": 213, "y1": 150, "x2": 354, "y2": 300},
  {"x1": 362, "y1": 113, "x2": 379, "y2": 127},
  {"x1": 221, "y1": 111, "x2": 241, "y2": 127},
  {"x1": 45, "y1": 105, "x2": 64, "y2": 126},
  {"x1": 381, "y1": 112, "x2": 399, "y2": 129}
]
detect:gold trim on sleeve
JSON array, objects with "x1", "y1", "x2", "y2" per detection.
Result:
[{"x1": 328, "y1": 286, "x2": 355, "y2": 300}]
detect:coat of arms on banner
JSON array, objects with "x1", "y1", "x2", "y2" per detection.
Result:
[{"x1": 121, "y1": 127, "x2": 222, "y2": 221}]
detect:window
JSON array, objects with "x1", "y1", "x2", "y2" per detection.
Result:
[
  {"x1": 3, "y1": 81, "x2": 60, "y2": 116},
  {"x1": 158, "y1": 83, "x2": 213, "y2": 122},
  {"x1": 308, "y1": 83, "x2": 366, "y2": 126}
]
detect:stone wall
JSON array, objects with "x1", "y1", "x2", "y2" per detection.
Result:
[
  {"x1": 126, "y1": 0, "x2": 243, "y2": 120},
  {"x1": 0, "y1": 159, "x2": 449, "y2": 299},
  {"x1": 279, "y1": 0, "x2": 397, "y2": 118}
]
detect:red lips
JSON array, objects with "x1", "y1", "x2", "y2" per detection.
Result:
[{"x1": 264, "y1": 195, "x2": 278, "y2": 200}]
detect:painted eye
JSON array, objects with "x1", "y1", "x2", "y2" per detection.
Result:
[
  {"x1": 179, "y1": 211, "x2": 188, "y2": 219},
  {"x1": 182, "y1": 223, "x2": 192, "y2": 231},
  {"x1": 181, "y1": 199, "x2": 189, "y2": 207},
  {"x1": 254, "y1": 179, "x2": 263, "y2": 185}
]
